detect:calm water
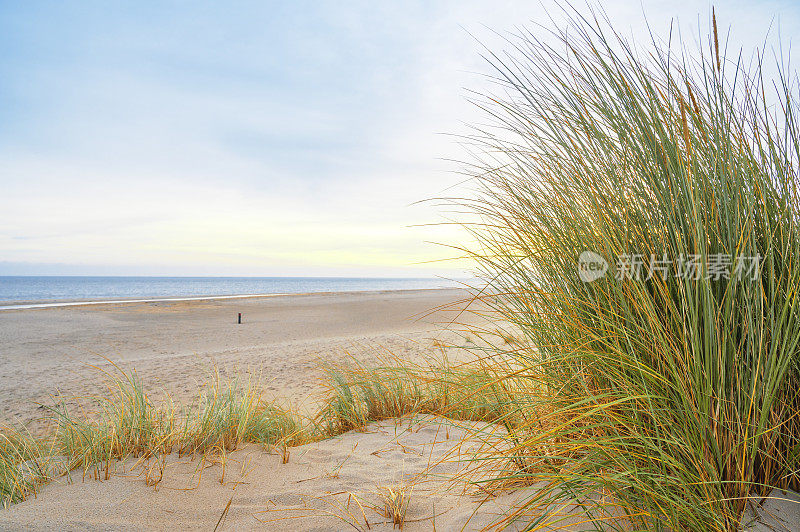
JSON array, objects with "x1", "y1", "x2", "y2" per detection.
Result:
[{"x1": 0, "y1": 276, "x2": 462, "y2": 306}]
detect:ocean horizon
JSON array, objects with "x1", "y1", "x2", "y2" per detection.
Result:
[{"x1": 0, "y1": 276, "x2": 465, "y2": 307}]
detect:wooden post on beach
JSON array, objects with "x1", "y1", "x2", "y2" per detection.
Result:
[{"x1": 238, "y1": 312, "x2": 242, "y2": 324}]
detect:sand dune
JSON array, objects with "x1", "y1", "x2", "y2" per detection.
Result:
[
  {"x1": 2, "y1": 289, "x2": 797, "y2": 530},
  {"x1": 0, "y1": 415, "x2": 543, "y2": 531}
]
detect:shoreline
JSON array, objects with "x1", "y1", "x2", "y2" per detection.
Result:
[
  {"x1": 0, "y1": 293, "x2": 289, "y2": 311},
  {"x1": 0, "y1": 287, "x2": 470, "y2": 311}
]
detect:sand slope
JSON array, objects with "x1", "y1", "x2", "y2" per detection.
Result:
[
  {"x1": 0, "y1": 415, "x2": 541, "y2": 531},
  {"x1": 2, "y1": 414, "x2": 798, "y2": 531}
]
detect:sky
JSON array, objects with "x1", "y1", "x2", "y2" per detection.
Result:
[{"x1": 1, "y1": 1, "x2": 798, "y2": 277}]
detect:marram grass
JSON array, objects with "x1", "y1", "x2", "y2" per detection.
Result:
[
  {"x1": 0, "y1": 368, "x2": 306, "y2": 506},
  {"x1": 455, "y1": 6, "x2": 800, "y2": 531},
  {"x1": 315, "y1": 355, "x2": 526, "y2": 436},
  {"x1": 0, "y1": 357, "x2": 523, "y2": 508}
]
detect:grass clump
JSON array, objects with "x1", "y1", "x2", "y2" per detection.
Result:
[
  {"x1": 315, "y1": 356, "x2": 525, "y2": 437},
  {"x1": 50, "y1": 370, "x2": 176, "y2": 476},
  {"x1": 0, "y1": 428, "x2": 53, "y2": 507},
  {"x1": 377, "y1": 483, "x2": 413, "y2": 529},
  {"x1": 457, "y1": 6, "x2": 800, "y2": 530},
  {"x1": 0, "y1": 367, "x2": 305, "y2": 506},
  {"x1": 177, "y1": 370, "x2": 304, "y2": 455},
  {"x1": 0, "y1": 356, "x2": 519, "y2": 507}
]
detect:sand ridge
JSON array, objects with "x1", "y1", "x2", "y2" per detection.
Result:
[{"x1": 0, "y1": 415, "x2": 538, "y2": 531}]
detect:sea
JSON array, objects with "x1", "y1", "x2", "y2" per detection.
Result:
[{"x1": 0, "y1": 276, "x2": 463, "y2": 310}]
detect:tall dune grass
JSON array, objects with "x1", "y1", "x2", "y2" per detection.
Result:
[{"x1": 457, "y1": 7, "x2": 800, "y2": 530}]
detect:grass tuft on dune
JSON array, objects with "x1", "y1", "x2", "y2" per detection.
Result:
[
  {"x1": 0, "y1": 356, "x2": 522, "y2": 509},
  {"x1": 0, "y1": 368, "x2": 306, "y2": 507},
  {"x1": 316, "y1": 355, "x2": 525, "y2": 436}
]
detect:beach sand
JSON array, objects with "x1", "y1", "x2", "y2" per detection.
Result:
[
  {"x1": 0, "y1": 289, "x2": 481, "y2": 431},
  {"x1": 0, "y1": 415, "x2": 543, "y2": 531},
  {"x1": 2, "y1": 289, "x2": 797, "y2": 531}
]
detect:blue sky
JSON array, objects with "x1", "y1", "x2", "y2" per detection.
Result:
[{"x1": 1, "y1": 1, "x2": 798, "y2": 276}]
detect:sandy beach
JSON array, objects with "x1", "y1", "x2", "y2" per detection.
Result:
[
  {"x1": 0, "y1": 289, "x2": 479, "y2": 431},
  {"x1": 0, "y1": 289, "x2": 550, "y2": 531},
  {"x1": 1, "y1": 289, "x2": 798, "y2": 531}
]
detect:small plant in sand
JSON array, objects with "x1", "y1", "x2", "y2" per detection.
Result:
[{"x1": 376, "y1": 483, "x2": 413, "y2": 529}]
